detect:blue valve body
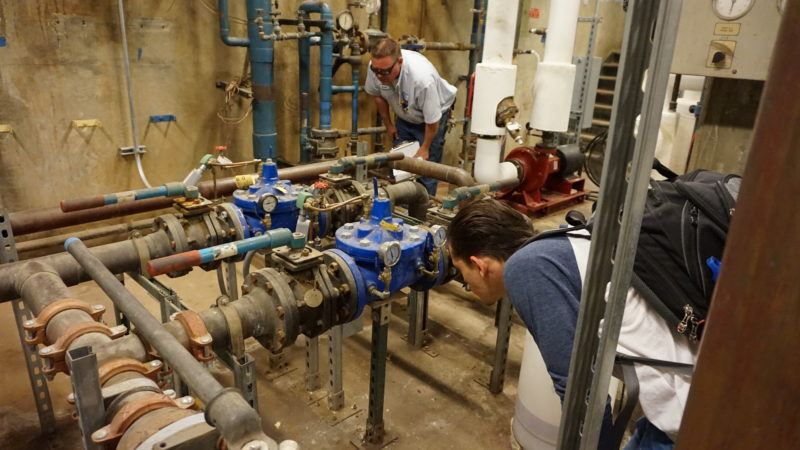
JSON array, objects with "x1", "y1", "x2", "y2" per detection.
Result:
[{"x1": 233, "y1": 160, "x2": 300, "y2": 234}]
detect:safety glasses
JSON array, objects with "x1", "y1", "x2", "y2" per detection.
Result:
[{"x1": 370, "y1": 58, "x2": 398, "y2": 76}]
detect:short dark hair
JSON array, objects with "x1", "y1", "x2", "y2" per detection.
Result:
[
  {"x1": 371, "y1": 38, "x2": 400, "y2": 60},
  {"x1": 447, "y1": 199, "x2": 534, "y2": 263}
]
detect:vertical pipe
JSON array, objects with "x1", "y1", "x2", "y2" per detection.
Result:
[
  {"x1": 247, "y1": 0, "x2": 277, "y2": 160},
  {"x1": 299, "y1": 2, "x2": 335, "y2": 132},
  {"x1": 350, "y1": 45, "x2": 361, "y2": 143},
  {"x1": 460, "y1": 0, "x2": 487, "y2": 170},
  {"x1": 218, "y1": 0, "x2": 250, "y2": 46},
  {"x1": 299, "y1": 37, "x2": 312, "y2": 162}
]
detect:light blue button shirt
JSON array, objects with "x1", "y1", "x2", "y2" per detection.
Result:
[{"x1": 365, "y1": 49, "x2": 457, "y2": 125}]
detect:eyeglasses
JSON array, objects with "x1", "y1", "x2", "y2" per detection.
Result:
[{"x1": 370, "y1": 58, "x2": 398, "y2": 76}]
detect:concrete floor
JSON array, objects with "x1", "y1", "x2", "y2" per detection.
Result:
[{"x1": 0, "y1": 199, "x2": 594, "y2": 450}]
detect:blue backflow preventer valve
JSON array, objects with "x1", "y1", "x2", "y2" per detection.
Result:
[
  {"x1": 233, "y1": 159, "x2": 301, "y2": 235},
  {"x1": 330, "y1": 178, "x2": 448, "y2": 319}
]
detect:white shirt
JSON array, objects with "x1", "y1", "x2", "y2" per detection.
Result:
[
  {"x1": 568, "y1": 235, "x2": 698, "y2": 440},
  {"x1": 364, "y1": 49, "x2": 457, "y2": 125}
]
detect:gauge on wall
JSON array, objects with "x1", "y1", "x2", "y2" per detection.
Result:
[
  {"x1": 378, "y1": 241, "x2": 402, "y2": 267},
  {"x1": 337, "y1": 11, "x2": 355, "y2": 31},
  {"x1": 712, "y1": 0, "x2": 755, "y2": 21},
  {"x1": 260, "y1": 194, "x2": 278, "y2": 213},
  {"x1": 430, "y1": 225, "x2": 447, "y2": 248}
]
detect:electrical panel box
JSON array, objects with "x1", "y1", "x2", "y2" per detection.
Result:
[{"x1": 671, "y1": 0, "x2": 784, "y2": 80}]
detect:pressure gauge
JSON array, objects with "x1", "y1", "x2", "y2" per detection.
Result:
[
  {"x1": 711, "y1": 0, "x2": 755, "y2": 20},
  {"x1": 430, "y1": 225, "x2": 447, "y2": 248},
  {"x1": 365, "y1": 0, "x2": 381, "y2": 15},
  {"x1": 337, "y1": 11, "x2": 355, "y2": 32},
  {"x1": 260, "y1": 194, "x2": 278, "y2": 213},
  {"x1": 378, "y1": 241, "x2": 402, "y2": 267}
]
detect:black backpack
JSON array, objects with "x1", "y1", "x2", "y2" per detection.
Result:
[{"x1": 525, "y1": 167, "x2": 741, "y2": 342}]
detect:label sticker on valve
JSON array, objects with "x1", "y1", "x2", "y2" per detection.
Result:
[
  {"x1": 117, "y1": 191, "x2": 136, "y2": 203},
  {"x1": 213, "y1": 243, "x2": 238, "y2": 260}
]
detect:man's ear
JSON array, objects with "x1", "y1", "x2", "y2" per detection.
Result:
[{"x1": 469, "y1": 255, "x2": 488, "y2": 276}]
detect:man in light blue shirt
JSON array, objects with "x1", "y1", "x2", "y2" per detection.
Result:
[{"x1": 365, "y1": 38, "x2": 457, "y2": 195}]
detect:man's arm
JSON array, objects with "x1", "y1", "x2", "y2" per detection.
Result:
[
  {"x1": 417, "y1": 121, "x2": 438, "y2": 160},
  {"x1": 373, "y1": 96, "x2": 397, "y2": 141}
]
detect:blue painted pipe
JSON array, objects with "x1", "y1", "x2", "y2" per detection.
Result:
[
  {"x1": 299, "y1": 36, "x2": 312, "y2": 163},
  {"x1": 299, "y1": 2, "x2": 334, "y2": 131},
  {"x1": 218, "y1": 0, "x2": 249, "y2": 46},
  {"x1": 218, "y1": 0, "x2": 277, "y2": 161}
]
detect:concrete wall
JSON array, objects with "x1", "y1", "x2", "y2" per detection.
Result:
[{"x1": 0, "y1": 0, "x2": 622, "y2": 214}]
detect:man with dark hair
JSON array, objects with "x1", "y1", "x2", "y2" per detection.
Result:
[
  {"x1": 447, "y1": 199, "x2": 696, "y2": 450},
  {"x1": 365, "y1": 37, "x2": 457, "y2": 195}
]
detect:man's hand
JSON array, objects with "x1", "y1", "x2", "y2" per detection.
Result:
[
  {"x1": 415, "y1": 145, "x2": 430, "y2": 160},
  {"x1": 385, "y1": 123, "x2": 398, "y2": 141}
]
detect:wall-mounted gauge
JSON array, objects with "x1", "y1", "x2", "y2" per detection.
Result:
[
  {"x1": 430, "y1": 225, "x2": 447, "y2": 248},
  {"x1": 260, "y1": 194, "x2": 278, "y2": 213},
  {"x1": 365, "y1": 0, "x2": 381, "y2": 16},
  {"x1": 337, "y1": 11, "x2": 355, "y2": 32},
  {"x1": 712, "y1": 0, "x2": 755, "y2": 20},
  {"x1": 378, "y1": 241, "x2": 402, "y2": 267}
]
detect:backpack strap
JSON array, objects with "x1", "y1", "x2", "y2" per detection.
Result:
[{"x1": 615, "y1": 353, "x2": 694, "y2": 372}]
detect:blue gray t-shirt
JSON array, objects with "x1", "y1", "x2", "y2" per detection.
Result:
[{"x1": 504, "y1": 235, "x2": 615, "y2": 449}]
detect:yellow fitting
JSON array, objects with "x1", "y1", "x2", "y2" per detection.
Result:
[
  {"x1": 379, "y1": 220, "x2": 401, "y2": 232},
  {"x1": 235, "y1": 174, "x2": 259, "y2": 189}
]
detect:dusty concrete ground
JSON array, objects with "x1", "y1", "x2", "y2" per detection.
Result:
[{"x1": 0, "y1": 200, "x2": 593, "y2": 450}]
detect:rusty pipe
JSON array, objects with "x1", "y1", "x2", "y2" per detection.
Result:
[
  {"x1": 17, "y1": 219, "x2": 156, "y2": 255},
  {"x1": 382, "y1": 181, "x2": 430, "y2": 220},
  {"x1": 388, "y1": 158, "x2": 477, "y2": 186},
  {"x1": 0, "y1": 229, "x2": 174, "y2": 301},
  {"x1": 9, "y1": 163, "x2": 340, "y2": 237}
]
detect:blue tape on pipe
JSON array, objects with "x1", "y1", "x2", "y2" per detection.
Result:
[{"x1": 64, "y1": 237, "x2": 81, "y2": 250}]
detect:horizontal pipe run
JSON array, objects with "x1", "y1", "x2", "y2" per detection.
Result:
[
  {"x1": 442, "y1": 177, "x2": 519, "y2": 209},
  {"x1": 10, "y1": 164, "x2": 339, "y2": 237},
  {"x1": 401, "y1": 42, "x2": 476, "y2": 51},
  {"x1": 64, "y1": 238, "x2": 275, "y2": 449},
  {"x1": 387, "y1": 158, "x2": 477, "y2": 187},
  {"x1": 146, "y1": 229, "x2": 295, "y2": 277},
  {"x1": 60, "y1": 182, "x2": 187, "y2": 213},
  {"x1": 0, "y1": 229, "x2": 174, "y2": 301},
  {"x1": 329, "y1": 152, "x2": 405, "y2": 174},
  {"x1": 335, "y1": 126, "x2": 386, "y2": 138},
  {"x1": 16, "y1": 219, "x2": 155, "y2": 255}
]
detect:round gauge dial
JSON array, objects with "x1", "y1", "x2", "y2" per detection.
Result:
[
  {"x1": 365, "y1": 0, "x2": 381, "y2": 15},
  {"x1": 712, "y1": 0, "x2": 755, "y2": 21},
  {"x1": 337, "y1": 11, "x2": 355, "y2": 31},
  {"x1": 260, "y1": 194, "x2": 278, "y2": 213},
  {"x1": 378, "y1": 241, "x2": 402, "y2": 267},
  {"x1": 430, "y1": 225, "x2": 447, "y2": 248}
]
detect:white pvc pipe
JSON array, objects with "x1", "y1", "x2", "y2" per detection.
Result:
[
  {"x1": 529, "y1": 0, "x2": 581, "y2": 133},
  {"x1": 481, "y1": 0, "x2": 520, "y2": 65},
  {"x1": 474, "y1": 138, "x2": 518, "y2": 184},
  {"x1": 542, "y1": 0, "x2": 581, "y2": 64}
]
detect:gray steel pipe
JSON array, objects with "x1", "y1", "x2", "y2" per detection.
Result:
[
  {"x1": 65, "y1": 238, "x2": 276, "y2": 450},
  {"x1": 17, "y1": 219, "x2": 155, "y2": 255},
  {"x1": 382, "y1": 181, "x2": 430, "y2": 220},
  {"x1": 388, "y1": 158, "x2": 477, "y2": 186},
  {"x1": 0, "y1": 229, "x2": 173, "y2": 301}
]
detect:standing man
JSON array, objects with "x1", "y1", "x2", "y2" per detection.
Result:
[
  {"x1": 447, "y1": 199, "x2": 697, "y2": 450},
  {"x1": 365, "y1": 38, "x2": 457, "y2": 196}
]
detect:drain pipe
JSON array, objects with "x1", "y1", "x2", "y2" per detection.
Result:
[
  {"x1": 299, "y1": 1, "x2": 336, "y2": 159},
  {"x1": 218, "y1": 0, "x2": 277, "y2": 160},
  {"x1": 470, "y1": 0, "x2": 522, "y2": 184},
  {"x1": 117, "y1": 0, "x2": 152, "y2": 188},
  {"x1": 65, "y1": 238, "x2": 278, "y2": 450}
]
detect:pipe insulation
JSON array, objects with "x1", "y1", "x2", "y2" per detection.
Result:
[
  {"x1": 474, "y1": 138, "x2": 519, "y2": 184},
  {"x1": 529, "y1": 0, "x2": 581, "y2": 132}
]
